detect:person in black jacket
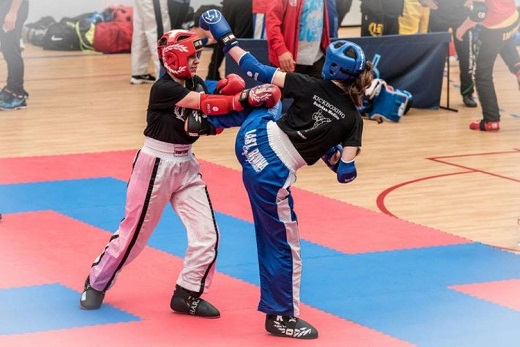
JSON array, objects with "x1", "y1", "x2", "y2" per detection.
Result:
[
  {"x1": 429, "y1": 0, "x2": 478, "y2": 108},
  {"x1": 360, "y1": 0, "x2": 404, "y2": 36},
  {"x1": 0, "y1": 0, "x2": 29, "y2": 111}
]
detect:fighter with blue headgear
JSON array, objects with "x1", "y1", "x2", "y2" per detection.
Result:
[{"x1": 196, "y1": 9, "x2": 375, "y2": 340}]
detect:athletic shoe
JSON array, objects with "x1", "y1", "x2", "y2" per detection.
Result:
[
  {"x1": 130, "y1": 74, "x2": 156, "y2": 84},
  {"x1": 463, "y1": 94, "x2": 478, "y2": 108},
  {"x1": 0, "y1": 88, "x2": 28, "y2": 102},
  {"x1": 79, "y1": 278, "x2": 105, "y2": 310},
  {"x1": 0, "y1": 92, "x2": 27, "y2": 111},
  {"x1": 170, "y1": 285, "x2": 220, "y2": 318},
  {"x1": 469, "y1": 120, "x2": 500, "y2": 131},
  {"x1": 265, "y1": 314, "x2": 318, "y2": 339}
]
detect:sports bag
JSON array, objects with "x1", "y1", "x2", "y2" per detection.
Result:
[
  {"x1": 42, "y1": 20, "x2": 80, "y2": 50},
  {"x1": 92, "y1": 21, "x2": 133, "y2": 53}
]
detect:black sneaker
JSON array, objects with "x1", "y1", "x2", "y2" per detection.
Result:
[
  {"x1": 463, "y1": 94, "x2": 478, "y2": 108},
  {"x1": 170, "y1": 285, "x2": 220, "y2": 318},
  {"x1": 265, "y1": 314, "x2": 318, "y2": 339},
  {"x1": 130, "y1": 74, "x2": 156, "y2": 84},
  {"x1": 79, "y1": 278, "x2": 105, "y2": 310}
]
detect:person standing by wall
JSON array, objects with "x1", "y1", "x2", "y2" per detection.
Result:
[
  {"x1": 360, "y1": 0, "x2": 404, "y2": 36},
  {"x1": 399, "y1": 0, "x2": 436, "y2": 35},
  {"x1": 429, "y1": 0, "x2": 479, "y2": 108},
  {"x1": 0, "y1": 0, "x2": 29, "y2": 111},
  {"x1": 456, "y1": 0, "x2": 520, "y2": 131},
  {"x1": 130, "y1": 0, "x2": 171, "y2": 84}
]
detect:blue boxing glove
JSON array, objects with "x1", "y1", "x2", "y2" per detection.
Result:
[
  {"x1": 199, "y1": 9, "x2": 239, "y2": 53},
  {"x1": 337, "y1": 159, "x2": 357, "y2": 184},
  {"x1": 321, "y1": 145, "x2": 343, "y2": 172}
]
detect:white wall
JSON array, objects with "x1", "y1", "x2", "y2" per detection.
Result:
[
  {"x1": 27, "y1": 0, "x2": 361, "y2": 27},
  {"x1": 26, "y1": 0, "x2": 221, "y2": 24},
  {"x1": 342, "y1": 0, "x2": 361, "y2": 26}
]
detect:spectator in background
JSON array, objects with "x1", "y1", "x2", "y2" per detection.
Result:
[
  {"x1": 130, "y1": 0, "x2": 171, "y2": 84},
  {"x1": 0, "y1": 0, "x2": 29, "y2": 111},
  {"x1": 266, "y1": 0, "x2": 330, "y2": 78},
  {"x1": 429, "y1": 0, "x2": 478, "y2": 108},
  {"x1": 399, "y1": 0, "x2": 437, "y2": 35},
  {"x1": 456, "y1": 0, "x2": 520, "y2": 131},
  {"x1": 253, "y1": 0, "x2": 267, "y2": 39},
  {"x1": 168, "y1": 0, "x2": 191, "y2": 30},
  {"x1": 360, "y1": 0, "x2": 404, "y2": 36}
]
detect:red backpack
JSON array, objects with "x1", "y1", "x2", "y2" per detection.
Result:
[{"x1": 93, "y1": 5, "x2": 133, "y2": 54}]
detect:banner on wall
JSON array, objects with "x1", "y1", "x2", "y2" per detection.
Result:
[{"x1": 225, "y1": 32, "x2": 451, "y2": 109}]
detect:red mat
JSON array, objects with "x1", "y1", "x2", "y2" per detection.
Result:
[{"x1": 0, "y1": 211, "x2": 412, "y2": 346}]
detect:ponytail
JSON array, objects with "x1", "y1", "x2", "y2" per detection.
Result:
[{"x1": 339, "y1": 61, "x2": 374, "y2": 107}]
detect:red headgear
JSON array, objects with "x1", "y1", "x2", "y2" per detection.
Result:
[{"x1": 157, "y1": 30, "x2": 204, "y2": 79}]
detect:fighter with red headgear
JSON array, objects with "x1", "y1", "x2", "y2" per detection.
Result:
[
  {"x1": 79, "y1": 29, "x2": 280, "y2": 317},
  {"x1": 157, "y1": 29, "x2": 280, "y2": 116}
]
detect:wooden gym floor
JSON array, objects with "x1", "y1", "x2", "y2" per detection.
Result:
[{"x1": 1, "y1": 30, "x2": 519, "y2": 346}]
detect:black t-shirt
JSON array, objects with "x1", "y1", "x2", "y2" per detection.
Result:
[
  {"x1": 143, "y1": 74, "x2": 207, "y2": 144},
  {"x1": 276, "y1": 73, "x2": 363, "y2": 165},
  {"x1": 360, "y1": 0, "x2": 404, "y2": 19}
]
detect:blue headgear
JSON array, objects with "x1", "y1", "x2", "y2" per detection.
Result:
[{"x1": 322, "y1": 40, "x2": 366, "y2": 81}]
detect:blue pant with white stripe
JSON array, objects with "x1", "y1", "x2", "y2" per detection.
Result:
[{"x1": 234, "y1": 110, "x2": 302, "y2": 317}]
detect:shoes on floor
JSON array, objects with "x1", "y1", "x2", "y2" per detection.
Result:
[
  {"x1": 0, "y1": 90, "x2": 27, "y2": 111},
  {"x1": 130, "y1": 74, "x2": 156, "y2": 84},
  {"x1": 79, "y1": 278, "x2": 105, "y2": 310},
  {"x1": 170, "y1": 285, "x2": 220, "y2": 318},
  {"x1": 265, "y1": 314, "x2": 318, "y2": 339},
  {"x1": 462, "y1": 94, "x2": 478, "y2": 108},
  {"x1": 469, "y1": 120, "x2": 500, "y2": 131}
]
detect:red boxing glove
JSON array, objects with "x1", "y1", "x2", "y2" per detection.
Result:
[
  {"x1": 244, "y1": 84, "x2": 281, "y2": 108},
  {"x1": 200, "y1": 92, "x2": 244, "y2": 115},
  {"x1": 216, "y1": 74, "x2": 246, "y2": 95},
  {"x1": 200, "y1": 83, "x2": 281, "y2": 115}
]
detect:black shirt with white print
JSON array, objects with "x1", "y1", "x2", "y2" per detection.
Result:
[
  {"x1": 276, "y1": 73, "x2": 363, "y2": 165},
  {"x1": 144, "y1": 74, "x2": 208, "y2": 144}
]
